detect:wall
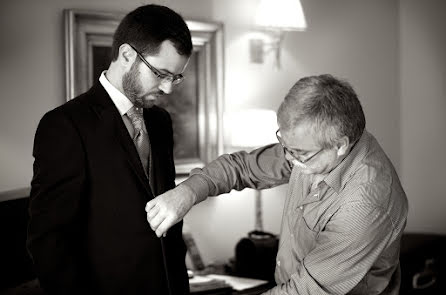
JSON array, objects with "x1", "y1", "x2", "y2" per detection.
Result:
[
  {"x1": 400, "y1": 0, "x2": 446, "y2": 234},
  {"x1": 1, "y1": 0, "x2": 404, "y2": 264}
]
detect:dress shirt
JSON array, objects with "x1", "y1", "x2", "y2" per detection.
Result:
[
  {"x1": 99, "y1": 71, "x2": 148, "y2": 138},
  {"x1": 183, "y1": 130, "x2": 408, "y2": 294}
]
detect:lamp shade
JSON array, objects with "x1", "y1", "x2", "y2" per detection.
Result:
[
  {"x1": 255, "y1": 0, "x2": 307, "y2": 31},
  {"x1": 226, "y1": 109, "x2": 278, "y2": 148}
]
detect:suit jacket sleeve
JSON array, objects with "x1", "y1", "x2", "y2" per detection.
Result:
[{"x1": 27, "y1": 109, "x2": 88, "y2": 294}]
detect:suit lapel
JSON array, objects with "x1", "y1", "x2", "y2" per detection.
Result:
[
  {"x1": 88, "y1": 83, "x2": 154, "y2": 199},
  {"x1": 143, "y1": 109, "x2": 157, "y2": 195}
]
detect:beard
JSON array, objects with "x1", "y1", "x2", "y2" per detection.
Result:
[{"x1": 122, "y1": 61, "x2": 163, "y2": 108}]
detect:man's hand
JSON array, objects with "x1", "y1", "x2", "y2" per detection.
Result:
[{"x1": 145, "y1": 184, "x2": 197, "y2": 237}]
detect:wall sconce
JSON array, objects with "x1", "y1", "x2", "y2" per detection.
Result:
[{"x1": 250, "y1": 0, "x2": 307, "y2": 68}]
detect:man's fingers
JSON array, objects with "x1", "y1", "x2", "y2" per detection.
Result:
[
  {"x1": 145, "y1": 200, "x2": 156, "y2": 212},
  {"x1": 148, "y1": 211, "x2": 165, "y2": 232},
  {"x1": 146, "y1": 205, "x2": 160, "y2": 221},
  {"x1": 156, "y1": 216, "x2": 175, "y2": 238},
  {"x1": 144, "y1": 187, "x2": 195, "y2": 237}
]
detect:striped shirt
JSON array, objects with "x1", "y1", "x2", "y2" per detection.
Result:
[{"x1": 183, "y1": 130, "x2": 408, "y2": 294}]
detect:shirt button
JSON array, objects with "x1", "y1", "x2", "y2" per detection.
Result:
[
  {"x1": 277, "y1": 260, "x2": 281, "y2": 266},
  {"x1": 290, "y1": 233, "x2": 294, "y2": 238},
  {"x1": 299, "y1": 206, "x2": 303, "y2": 210},
  {"x1": 314, "y1": 194, "x2": 319, "y2": 197}
]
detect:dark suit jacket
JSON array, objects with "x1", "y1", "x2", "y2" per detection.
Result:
[{"x1": 27, "y1": 83, "x2": 189, "y2": 294}]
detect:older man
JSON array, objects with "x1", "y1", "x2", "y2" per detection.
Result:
[{"x1": 146, "y1": 74, "x2": 408, "y2": 294}]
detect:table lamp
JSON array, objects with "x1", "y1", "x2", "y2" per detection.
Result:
[{"x1": 225, "y1": 109, "x2": 278, "y2": 231}]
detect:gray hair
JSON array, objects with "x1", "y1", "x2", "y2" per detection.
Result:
[{"x1": 277, "y1": 74, "x2": 365, "y2": 148}]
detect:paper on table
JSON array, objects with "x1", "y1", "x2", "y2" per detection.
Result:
[
  {"x1": 189, "y1": 275, "x2": 232, "y2": 293},
  {"x1": 189, "y1": 275, "x2": 215, "y2": 284},
  {"x1": 207, "y1": 274, "x2": 268, "y2": 291}
]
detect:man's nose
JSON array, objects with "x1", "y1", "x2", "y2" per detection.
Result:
[{"x1": 158, "y1": 80, "x2": 173, "y2": 95}]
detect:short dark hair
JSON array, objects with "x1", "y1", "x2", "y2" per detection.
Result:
[
  {"x1": 111, "y1": 4, "x2": 193, "y2": 61},
  {"x1": 277, "y1": 74, "x2": 366, "y2": 148}
]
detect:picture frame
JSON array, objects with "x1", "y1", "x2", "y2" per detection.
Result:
[{"x1": 64, "y1": 9, "x2": 223, "y2": 175}]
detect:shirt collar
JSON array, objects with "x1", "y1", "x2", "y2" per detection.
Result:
[
  {"x1": 323, "y1": 130, "x2": 371, "y2": 193},
  {"x1": 99, "y1": 71, "x2": 134, "y2": 116}
]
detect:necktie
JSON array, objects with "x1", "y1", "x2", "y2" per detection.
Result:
[{"x1": 127, "y1": 107, "x2": 150, "y2": 178}]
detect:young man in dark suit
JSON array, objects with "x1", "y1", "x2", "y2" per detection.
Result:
[{"x1": 27, "y1": 4, "x2": 193, "y2": 294}]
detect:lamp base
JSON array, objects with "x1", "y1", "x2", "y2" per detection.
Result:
[
  {"x1": 254, "y1": 189, "x2": 263, "y2": 232},
  {"x1": 250, "y1": 39, "x2": 264, "y2": 63}
]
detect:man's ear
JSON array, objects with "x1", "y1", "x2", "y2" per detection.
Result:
[
  {"x1": 117, "y1": 43, "x2": 136, "y2": 67},
  {"x1": 336, "y1": 136, "x2": 350, "y2": 157}
]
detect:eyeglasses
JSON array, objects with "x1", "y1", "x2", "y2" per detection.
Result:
[
  {"x1": 128, "y1": 44, "x2": 184, "y2": 85},
  {"x1": 276, "y1": 129, "x2": 324, "y2": 164}
]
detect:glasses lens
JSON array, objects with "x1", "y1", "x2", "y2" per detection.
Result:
[
  {"x1": 277, "y1": 129, "x2": 320, "y2": 163},
  {"x1": 287, "y1": 148, "x2": 304, "y2": 162},
  {"x1": 171, "y1": 75, "x2": 184, "y2": 85},
  {"x1": 159, "y1": 74, "x2": 183, "y2": 85}
]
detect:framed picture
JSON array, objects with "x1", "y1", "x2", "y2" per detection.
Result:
[{"x1": 64, "y1": 9, "x2": 223, "y2": 175}]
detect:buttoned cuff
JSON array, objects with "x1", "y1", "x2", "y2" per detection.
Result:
[{"x1": 180, "y1": 174, "x2": 210, "y2": 204}]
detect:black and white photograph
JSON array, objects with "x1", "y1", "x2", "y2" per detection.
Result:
[{"x1": 0, "y1": 0, "x2": 445, "y2": 294}]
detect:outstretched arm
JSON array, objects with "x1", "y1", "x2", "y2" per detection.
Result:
[{"x1": 145, "y1": 144, "x2": 291, "y2": 237}]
